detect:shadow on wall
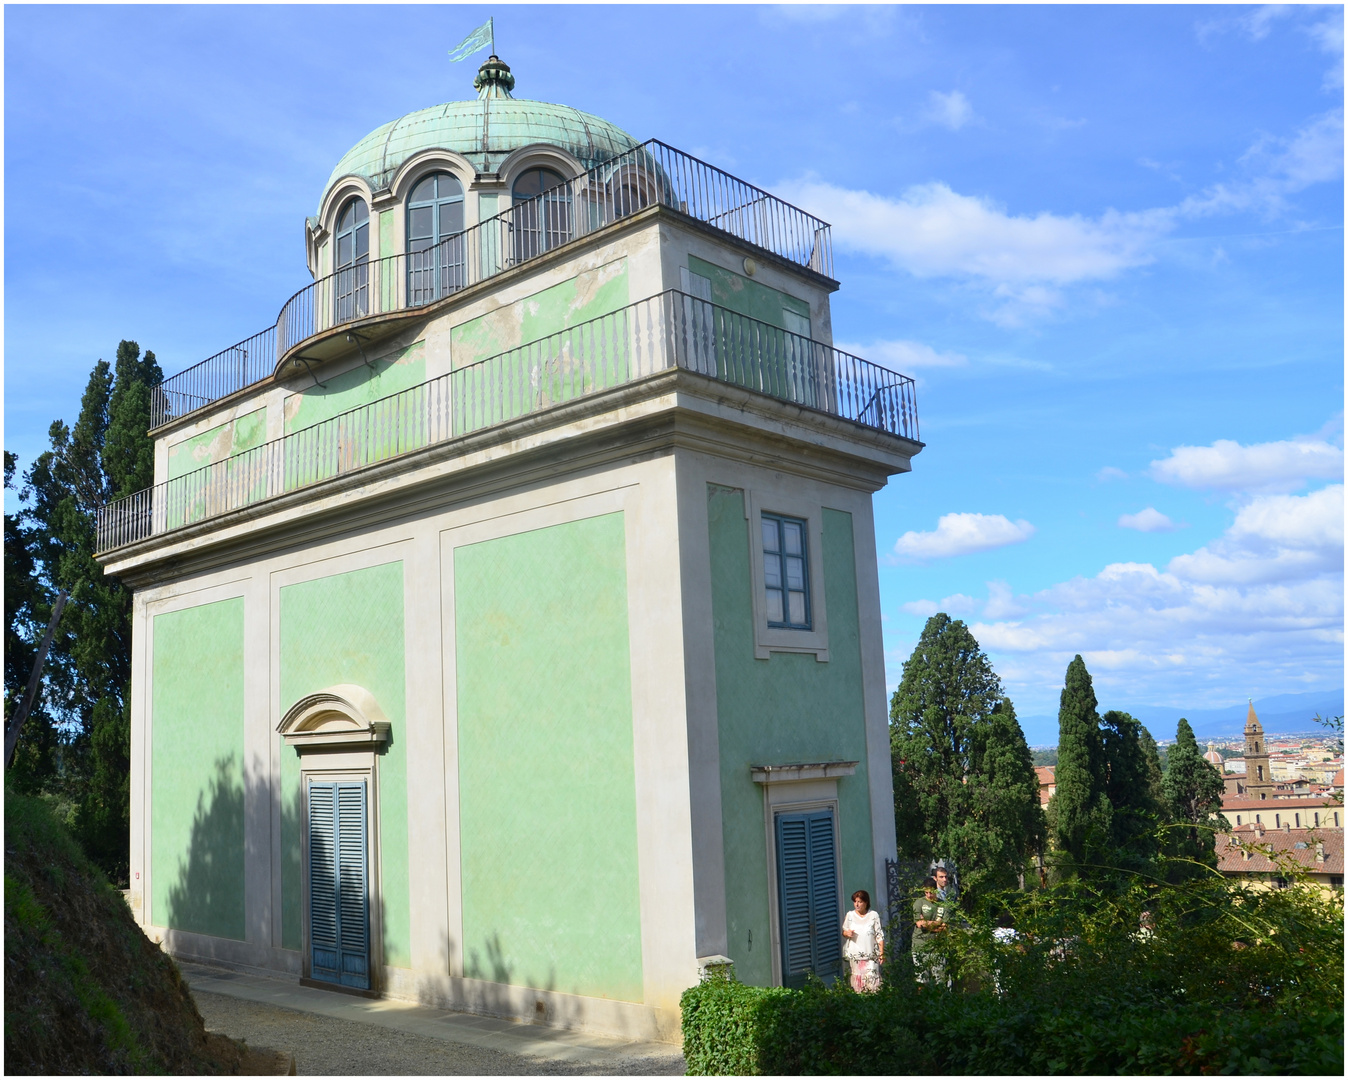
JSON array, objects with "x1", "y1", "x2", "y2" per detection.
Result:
[
  {"x1": 280, "y1": 776, "x2": 302, "y2": 951},
  {"x1": 163, "y1": 757, "x2": 245, "y2": 939},
  {"x1": 411, "y1": 930, "x2": 598, "y2": 1031}
]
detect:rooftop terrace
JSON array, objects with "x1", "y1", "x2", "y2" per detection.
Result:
[
  {"x1": 149, "y1": 140, "x2": 835, "y2": 431},
  {"x1": 96, "y1": 291, "x2": 919, "y2": 553}
]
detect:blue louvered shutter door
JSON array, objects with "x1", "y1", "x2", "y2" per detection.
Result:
[
  {"x1": 308, "y1": 783, "x2": 340, "y2": 983},
  {"x1": 807, "y1": 811, "x2": 841, "y2": 974},
  {"x1": 776, "y1": 814, "x2": 813, "y2": 981},
  {"x1": 335, "y1": 782, "x2": 370, "y2": 988}
]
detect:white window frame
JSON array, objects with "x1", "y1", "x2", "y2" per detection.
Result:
[{"x1": 745, "y1": 487, "x2": 830, "y2": 661}]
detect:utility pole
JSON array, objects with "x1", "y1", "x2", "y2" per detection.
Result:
[{"x1": 5, "y1": 589, "x2": 68, "y2": 769}]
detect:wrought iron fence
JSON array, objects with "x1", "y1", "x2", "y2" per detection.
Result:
[
  {"x1": 148, "y1": 141, "x2": 835, "y2": 431},
  {"x1": 150, "y1": 326, "x2": 276, "y2": 430},
  {"x1": 98, "y1": 290, "x2": 912, "y2": 553}
]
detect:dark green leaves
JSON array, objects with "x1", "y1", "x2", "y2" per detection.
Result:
[{"x1": 890, "y1": 616, "x2": 1045, "y2": 905}]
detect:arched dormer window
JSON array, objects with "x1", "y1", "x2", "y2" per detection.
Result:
[
  {"x1": 512, "y1": 167, "x2": 571, "y2": 261},
  {"x1": 334, "y1": 196, "x2": 369, "y2": 322},
  {"x1": 407, "y1": 172, "x2": 465, "y2": 305}
]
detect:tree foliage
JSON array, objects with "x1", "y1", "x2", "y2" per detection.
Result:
[
  {"x1": 1047, "y1": 655, "x2": 1112, "y2": 872},
  {"x1": 1162, "y1": 717, "x2": 1227, "y2": 879},
  {"x1": 890, "y1": 614, "x2": 1045, "y2": 904},
  {"x1": 5, "y1": 341, "x2": 160, "y2": 883},
  {"x1": 1100, "y1": 710, "x2": 1165, "y2": 869}
]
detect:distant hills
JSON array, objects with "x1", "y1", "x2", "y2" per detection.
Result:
[{"x1": 1020, "y1": 689, "x2": 1344, "y2": 748}]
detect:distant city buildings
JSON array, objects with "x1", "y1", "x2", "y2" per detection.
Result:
[
  {"x1": 1031, "y1": 703, "x2": 1343, "y2": 894},
  {"x1": 1216, "y1": 824, "x2": 1344, "y2": 893}
]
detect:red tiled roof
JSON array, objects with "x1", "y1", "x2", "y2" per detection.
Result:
[
  {"x1": 1216, "y1": 827, "x2": 1344, "y2": 876},
  {"x1": 1335, "y1": 769, "x2": 1345, "y2": 788},
  {"x1": 1035, "y1": 766, "x2": 1056, "y2": 806},
  {"x1": 1222, "y1": 795, "x2": 1342, "y2": 810}
]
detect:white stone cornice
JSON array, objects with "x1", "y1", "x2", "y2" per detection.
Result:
[{"x1": 750, "y1": 761, "x2": 859, "y2": 784}]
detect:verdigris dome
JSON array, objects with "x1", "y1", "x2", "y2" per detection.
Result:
[{"x1": 319, "y1": 56, "x2": 640, "y2": 213}]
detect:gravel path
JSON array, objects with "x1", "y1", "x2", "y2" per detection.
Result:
[{"x1": 193, "y1": 990, "x2": 686, "y2": 1076}]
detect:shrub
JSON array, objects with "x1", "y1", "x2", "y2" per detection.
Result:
[{"x1": 680, "y1": 875, "x2": 1343, "y2": 1075}]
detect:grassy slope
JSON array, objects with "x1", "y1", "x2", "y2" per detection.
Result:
[{"x1": 4, "y1": 786, "x2": 256, "y2": 1074}]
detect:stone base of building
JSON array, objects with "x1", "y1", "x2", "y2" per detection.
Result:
[{"x1": 149, "y1": 927, "x2": 682, "y2": 1044}]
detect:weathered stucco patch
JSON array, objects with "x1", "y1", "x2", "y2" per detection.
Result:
[
  {"x1": 450, "y1": 257, "x2": 630, "y2": 370},
  {"x1": 283, "y1": 339, "x2": 427, "y2": 434},
  {"x1": 167, "y1": 407, "x2": 268, "y2": 481},
  {"x1": 689, "y1": 255, "x2": 810, "y2": 329}
]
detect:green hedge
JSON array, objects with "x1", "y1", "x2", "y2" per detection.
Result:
[
  {"x1": 681, "y1": 974, "x2": 1343, "y2": 1075},
  {"x1": 681, "y1": 878, "x2": 1343, "y2": 1075}
]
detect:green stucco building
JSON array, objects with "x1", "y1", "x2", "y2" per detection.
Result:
[{"x1": 97, "y1": 56, "x2": 922, "y2": 1041}]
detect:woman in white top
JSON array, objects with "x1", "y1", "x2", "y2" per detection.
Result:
[{"x1": 841, "y1": 889, "x2": 884, "y2": 992}]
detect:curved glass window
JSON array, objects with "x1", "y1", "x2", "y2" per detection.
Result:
[
  {"x1": 512, "y1": 167, "x2": 571, "y2": 261},
  {"x1": 407, "y1": 172, "x2": 465, "y2": 305},
  {"x1": 334, "y1": 197, "x2": 369, "y2": 323},
  {"x1": 607, "y1": 168, "x2": 653, "y2": 220}
]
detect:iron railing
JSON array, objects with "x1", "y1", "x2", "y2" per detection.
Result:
[
  {"x1": 147, "y1": 141, "x2": 834, "y2": 431},
  {"x1": 96, "y1": 291, "x2": 915, "y2": 553},
  {"x1": 151, "y1": 326, "x2": 276, "y2": 429}
]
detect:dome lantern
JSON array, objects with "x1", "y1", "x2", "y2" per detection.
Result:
[{"x1": 474, "y1": 54, "x2": 515, "y2": 99}]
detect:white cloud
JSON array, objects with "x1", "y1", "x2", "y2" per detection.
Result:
[
  {"x1": 893, "y1": 512, "x2": 1036, "y2": 560},
  {"x1": 1184, "y1": 109, "x2": 1344, "y2": 217},
  {"x1": 1150, "y1": 436, "x2": 1343, "y2": 494},
  {"x1": 835, "y1": 338, "x2": 967, "y2": 370},
  {"x1": 1119, "y1": 507, "x2": 1176, "y2": 532},
  {"x1": 983, "y1": 580, "x2": 1027, "y2": 619},
  {"x1": 1168, "y1": 485, "x2": 1343, "y2": 585},
  {"x1": 1200, "y1": 5, "x2": 1343, "y2": 89},
  {"x1": 778, "y1": 106, "x2": 1341, "y2": 323},
  {"x1": 900, "y1": 593, "x2": 980, "y2": 618},
  {"x1": 1096, "y1": 466, "x2": 1129, "y2": 482},
  {"x1": 924, "y1": 90, "x2": 974, "y2": 131},
  {"x1": 958, "y1": 486, "x2": 1344, "y2": 714},
  {"x1": 777, "y1": 179, "x2": 1171, "y2": 288}
]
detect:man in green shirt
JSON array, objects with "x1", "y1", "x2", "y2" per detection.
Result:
[{"x1": 911, "y1": 875, "x2": 947, "y2": 984}]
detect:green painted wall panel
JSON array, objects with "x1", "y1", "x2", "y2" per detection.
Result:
[
  {"x1": 455, "y1": 513, "x2": 644, "y2": 1002},
  {"x1": 450, "y1": 258, "x2": 629, "y2": 370},
  {"x1": 167, "y1": 407, "x2": 267, "y2": 481},
  {"x1": 150, "y1": 597, "x2": 246, "y2": 940},
  {"x1": 706, "y1": 487, "x2": 873, "y2": 987},
  {"x1": 282, "y1": 340, "x2": 426, "y2": 435},
  {"x1": 278, "y1": 562, "x2": 410, "y2": 965},
  {"x1": 689, "y1": 255, "x2": 810, "y2": 329}
]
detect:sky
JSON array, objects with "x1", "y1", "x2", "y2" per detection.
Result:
[{"x1": 4, "y1": 4, "x2": 1343, "y2": 736}]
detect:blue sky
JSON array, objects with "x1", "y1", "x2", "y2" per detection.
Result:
[{"x1": 5, "y1": 5, "x2": 1343, "y2": 733}]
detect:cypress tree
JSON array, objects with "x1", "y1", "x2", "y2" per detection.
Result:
[
  {"x1": 1140, "y1": 725, "x2": 1168, "y2": 814},
  {"x1": 4, "y1": 452, "x2": 59, "y2": 792},
  {"x1": 1048, "y1": 655, "x2": 1112, "y2": 872},
  {"x1": 1101, "y1": 710, "x2": 1163, "y2": 869},
  {"x1": 1163, "y1": 717, "x2": 1226, "y2": 879},
  {"x1": 6, "y1": 342, "x2": 160, "y2": 882},
  {"x1": 890, "y1": 614, "x2": 1045, "y2": 903}
]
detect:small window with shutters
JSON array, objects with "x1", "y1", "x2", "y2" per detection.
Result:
[{"x1": 774, "y1": 809, "x2": 840, "y2": 988}]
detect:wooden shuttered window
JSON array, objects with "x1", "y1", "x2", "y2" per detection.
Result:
[
  {"x1": 307, "y1": 780, "x2": 370, "y2": 990},
  {"x1": 776, "y1": 809, "x2": 841, "y2": 987}
]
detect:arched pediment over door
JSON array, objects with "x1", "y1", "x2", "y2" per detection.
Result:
[{"x1": 277, "y1": 684, "x2": 392, "y2": 751}]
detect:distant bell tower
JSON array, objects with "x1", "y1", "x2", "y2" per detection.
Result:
[{"x1": 1242, "y1": 701, "x2": 1273, "y2": 799}]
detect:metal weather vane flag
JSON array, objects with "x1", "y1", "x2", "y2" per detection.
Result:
[{"x1": 448, "y1": 17, "x2": 494, "y2": 62}]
